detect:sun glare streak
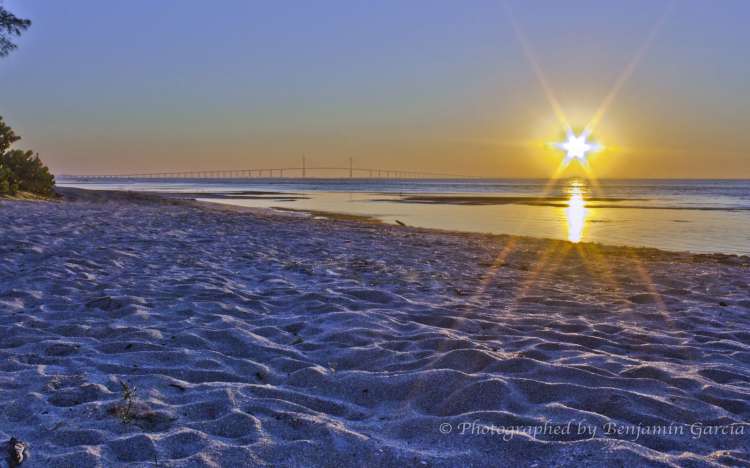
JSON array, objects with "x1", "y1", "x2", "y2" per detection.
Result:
[
  {"x1": 504, "y1": 1, "x2": 672, "y2": 176},
  {"x1": 626, "y1": 252, "x2": 673, "y2": 323},
  {"x1": 585, "y1": 1, "x2": 674, "y2": 135},
  {"x1": 575, "y1": 243, "x2": 627, "y2": 299},
  {"x1": 471, "y1": 238, "x2": 520, "y2": 300},
  {"x1": 475, "y1": 0, "x2": 673, "y2": 326},
  {"x1": 504, "y1": 2, "x2": 571, "y2": 132},
  {"x1": 507, "y1": 241, "x2": 573, "y2": 313},
  {"x1": 577, "y1": 158, "x2": 603, "y2": 197}
]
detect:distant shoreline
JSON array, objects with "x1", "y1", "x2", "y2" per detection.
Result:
[
  {"x1": 54, "y1": 186, "x2": 750, "y2": 261},
  {"x1": 58, "y1": 176, "x2": 750, "y2": 181}
]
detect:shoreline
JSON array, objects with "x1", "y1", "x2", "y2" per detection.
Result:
[
  {"x1": 2, "y1": 187, "x2": 749, "y2": 466},
  {"x1": 56, "y1": 186, "x2": 749, "y2": 261}
]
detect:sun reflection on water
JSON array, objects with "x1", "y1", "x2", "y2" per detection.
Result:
[{"x1": 565, "y1": 182, "x2": 588, "y2": 243}]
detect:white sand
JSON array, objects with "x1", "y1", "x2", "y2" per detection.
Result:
[{"x1": 1, "y1": 188, "x2": 749, "y2": 467}]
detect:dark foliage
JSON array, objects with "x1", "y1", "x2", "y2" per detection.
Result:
[
  {"x1": 0, "y1": 4, "x2": 31, "y2": 57},
  {"x1": 0, "y1": 113, "x2": 20, "y2": 153},
  {"x1": 0, "y1": 6, "x2": 47, "y2": 196},
  {"x1": 2, "y1": 149, "x2": 55, "y2": 196},
  {"x1": 0, "y1": 116, "x2": 55, "y2": 196}
]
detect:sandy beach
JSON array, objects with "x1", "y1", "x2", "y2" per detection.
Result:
[{"x1": 1, "y1": 188, "x2": 749, "y2": 467}]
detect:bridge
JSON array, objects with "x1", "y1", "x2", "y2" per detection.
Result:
[{"x1": 60, "y1": 159, "x2": 480, "y2": 180}]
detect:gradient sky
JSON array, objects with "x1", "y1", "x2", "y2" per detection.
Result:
[{"x1": 1, "y1": 0, "x2": 748, "y2": 177}]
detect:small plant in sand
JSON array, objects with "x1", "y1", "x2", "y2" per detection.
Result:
[
  {"x1": 115, "y1": 380, "x2": 138, "y2": 424},
  {"x1": 108, "y1": 379, "x2": 175, "y2": 432}
]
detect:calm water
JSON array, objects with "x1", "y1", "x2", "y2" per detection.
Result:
[{"x1": 58, "y1": 178, "x2": 750, "y2": 256}]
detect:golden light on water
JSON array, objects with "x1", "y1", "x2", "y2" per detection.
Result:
[{"x1": 565, "y1": 183, "x2": 587, "y2": 243}]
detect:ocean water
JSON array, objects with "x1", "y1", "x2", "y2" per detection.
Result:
[{"x1": 58, "y1": 178, "x2": 750, "y2": 256}]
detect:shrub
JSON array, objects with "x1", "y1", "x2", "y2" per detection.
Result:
[
  {"x1": 1, "y1": 149, "x2": 55, "y2": 196},
  {"x1": 0, "y1": 115, "x2": 20, "y2": 154},
  {"x1": 0, "y1": 165, "x2": 18, "y2": 194},
  {"x1": 0, "y1": 116, "x2": 55, "y2": 196}
]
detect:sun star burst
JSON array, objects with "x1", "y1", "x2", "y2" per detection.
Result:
[{"x1": 555, "y1": 130, "x2": 601, "y2": 164}]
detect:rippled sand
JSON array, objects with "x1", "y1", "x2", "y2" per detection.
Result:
[{"x1": 1, "y1": 188, "x2": 749, "y2": 467}]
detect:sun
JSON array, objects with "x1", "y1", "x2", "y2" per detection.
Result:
[{"x1": 555, "y1": 130, "x2": 601, "y2": 165}]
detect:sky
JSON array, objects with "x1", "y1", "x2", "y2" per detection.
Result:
[{"x1": 1, "y1": 0, "x2": 749, "y2": 178}]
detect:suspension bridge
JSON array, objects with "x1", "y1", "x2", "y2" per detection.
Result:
[{"x1": 60, "y1": 158, "x2": 480, "y2": 180}]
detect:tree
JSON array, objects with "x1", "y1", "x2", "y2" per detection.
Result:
[
  {"x1": 2, "y1": 149, "x2": 55, "y2": 196},
  {"x1": 0, "y1": 5, "x2": 52, "y2": 197},
  {"x1": 0, "y1": 115, "x2": 21, "y2": 194},
  {"x1": 0, "y1": 3, "x2": 31, "y2": 57},
  {"x1": 0, "y1": 117, "x2": 55, "y2": 196},
  {"x1": 0, "y1": 114, "x2": 20, "y2": 153}
]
